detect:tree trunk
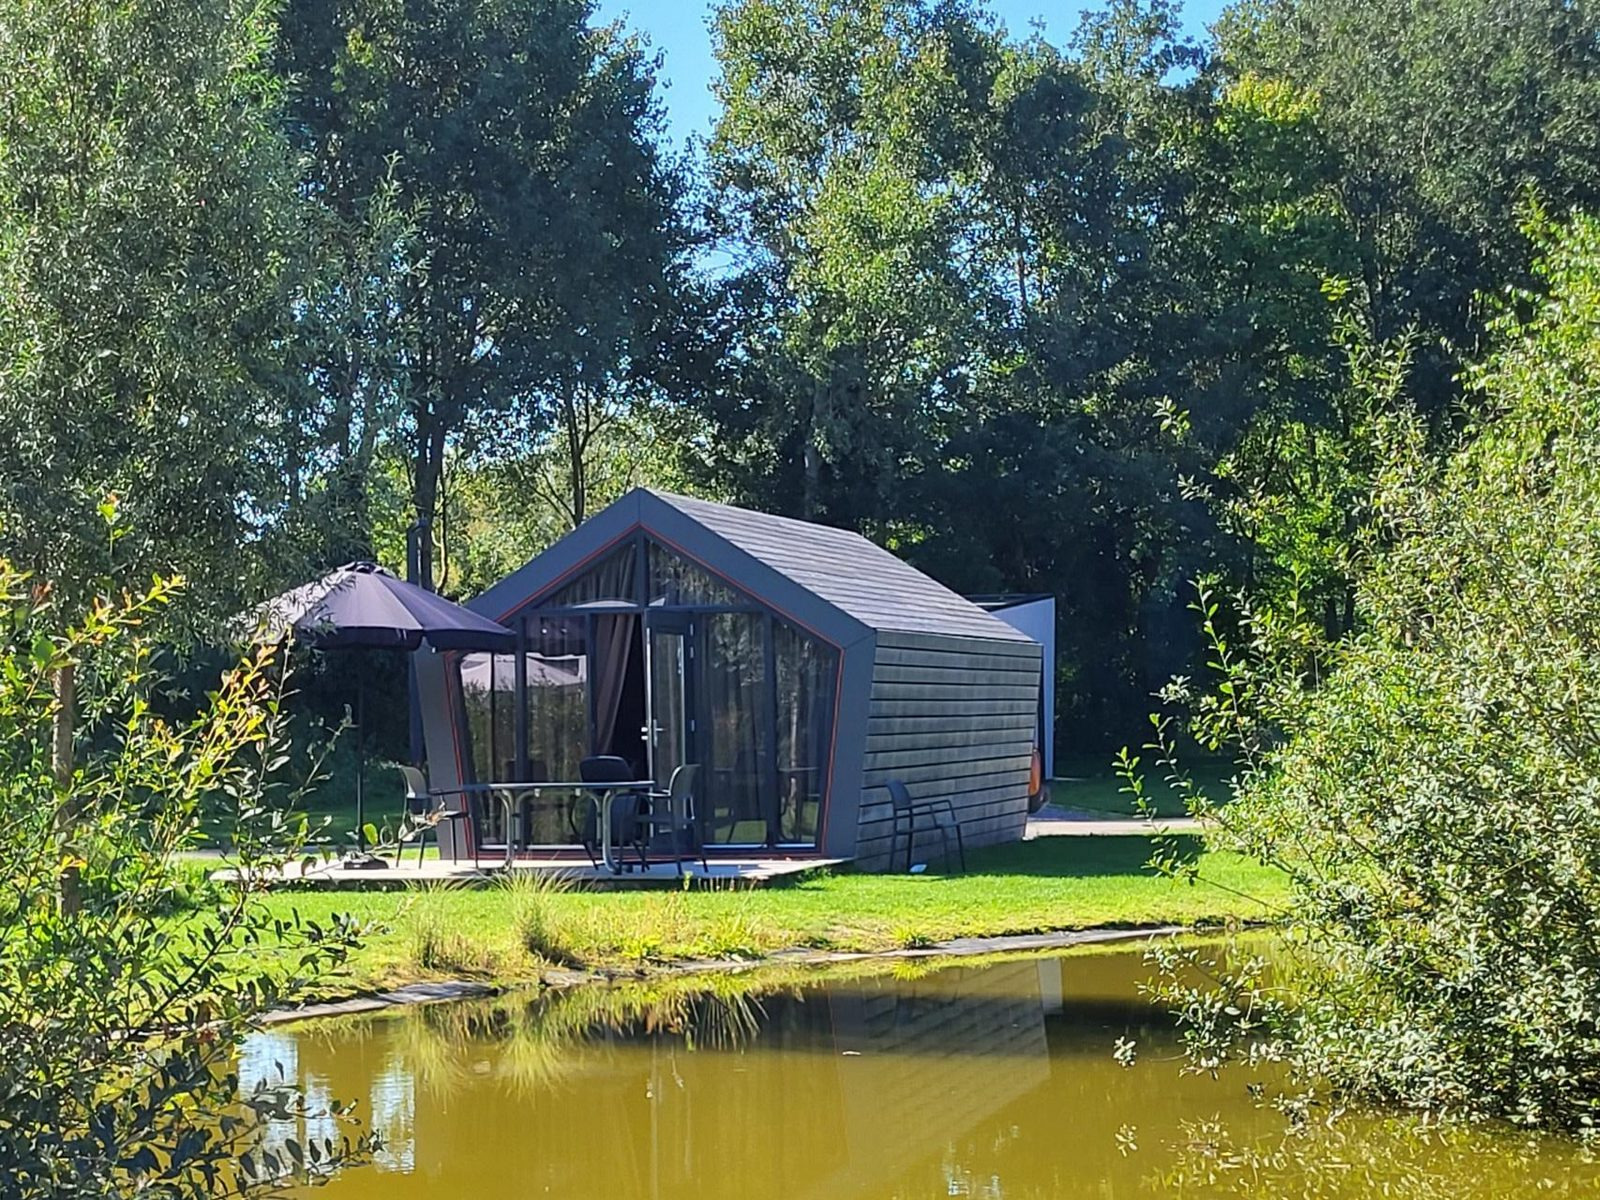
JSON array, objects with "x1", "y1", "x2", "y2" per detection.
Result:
[
  {"x1": 802, "y1": 375, "x2": 825, "y2": 520},
  {"x1": 562, "y1": 388, "x2": 586, "y2": 528},
  {"x1": 52, "y1": 663, "x2": 80, "y2": 916},
  {"x1": 413, "y1": 408, "x2": 446, "y2": 587}
]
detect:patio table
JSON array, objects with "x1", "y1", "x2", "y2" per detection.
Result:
[{"x1": 456, "y1": 780, "x2": 654, "y2": 871}]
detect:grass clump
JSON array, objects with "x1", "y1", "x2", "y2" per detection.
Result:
[
  {"x1": 500, "y1": 870, "x2": 585, "y2": 968},
  {"x1": 407, "y1": 885, "x2": 501, "y2": 977},
  {"x1": 893, "y1": 927, "x2": 937, "y2": 950}
]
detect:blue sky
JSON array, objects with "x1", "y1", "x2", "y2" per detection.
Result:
[{"x1": 592, "y1": 1, "x2": 1230, "y2": 149}]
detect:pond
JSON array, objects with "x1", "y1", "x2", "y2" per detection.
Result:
[{"x1": 246, "y1": 943, "x2": 1600, "y2": 1198}]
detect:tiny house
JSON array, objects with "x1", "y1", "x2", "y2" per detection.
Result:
[{"x1": 414, "y1": 489, "x2": 1042, "y2": 869}]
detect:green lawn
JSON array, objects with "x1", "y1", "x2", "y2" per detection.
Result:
[
  {"x1": 246, "y1": 835, "x2": 1288, "y2": 995},
  {"x1": 1048, "y1": 756, "x2": 1236, "y2": 818},
  {"x1": 200, "y1": 756, "x2": 408, "y2": 850}
]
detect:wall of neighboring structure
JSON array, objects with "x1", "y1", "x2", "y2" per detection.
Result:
[
  {"x1": 854, "y1": 630, "x2": 1043, "y2": 869},
  {"x1": 982, "y1": 597, "x2": 1056, "y2": 779},
  {"x1": 414, "y1": 648, "x2": 471, "y2": 860}
]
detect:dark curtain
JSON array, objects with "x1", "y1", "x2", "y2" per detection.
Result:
[
  {"x1": 593, "y1": 614, "x2": 637, "y2": 756},
  {"x1": 701, "y1": 612, "x2": 768, "y2": 842}
]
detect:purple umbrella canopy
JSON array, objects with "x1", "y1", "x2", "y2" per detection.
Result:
[
  {"x1": 252, "y1": 562, "x2": 514, "y2": 653},
  {"x1": 247, "y1": 562, "x2": 512, "y2": 864}
]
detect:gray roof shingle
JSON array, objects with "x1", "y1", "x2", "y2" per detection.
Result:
[{"x1": 649, "y1": 490, "x2": 1033, "y2": 643}]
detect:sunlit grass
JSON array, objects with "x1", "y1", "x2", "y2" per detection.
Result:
[{"x1": 249, "y1": 836, "x2": 1289, "y2": 995}]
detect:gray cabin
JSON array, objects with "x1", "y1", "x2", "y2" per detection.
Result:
[{"x1": 413, "y1": 488, "x2": 1043, "y2": 869}]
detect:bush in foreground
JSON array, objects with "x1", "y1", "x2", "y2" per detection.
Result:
[
  {"x1": 1149, "y1": 214, "x2": 1600, "y2": 1132},
  {"x1": 0, "y1": 569, "x2": 368, "y2": 1196}
]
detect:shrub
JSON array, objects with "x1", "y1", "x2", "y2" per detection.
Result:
[
  {"x1": 1152, "y1": 214, "x2": 1600, "y2": 1132},
  {"x1": 0, "y1": 569, "x2": 370, "y2": 1195}
]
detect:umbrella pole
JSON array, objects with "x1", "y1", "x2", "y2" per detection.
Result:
[{"x1": 355, "y1": 674, "x2": 366, "y2": 855}]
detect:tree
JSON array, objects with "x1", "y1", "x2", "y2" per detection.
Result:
[
  {"x1": 703, "y1": 0, "x2": 1347, "y2": 744},
  {"x1": 0, "y1": 0, "x2": 314, "y2": 622},
  {"x1": 0, "y1": 0, "x2": 347, "y2": 884},
  {"x1": 277, "y1": 0, "x2": 694, "y2": 591},
  {"x1": 273, "y1": 174, "x2": 422, "y2": 569},
  {"x1": 706, "y1": 0, "x2": 1000, "y2": 526},
  {"x1": 373, "y1": 398, "x2": 702, "y2": 598},
  {"x1": 1215, "y1": 0, "x2": 1600, "y2": 409}
]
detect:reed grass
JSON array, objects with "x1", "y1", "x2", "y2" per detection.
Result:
[{"x1": 249, "y1": 837, "x2": 1289, "y2": 996}]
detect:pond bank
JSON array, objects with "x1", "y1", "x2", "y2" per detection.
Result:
[
  {"x1": 261, "y1": 921, "x2": 1192, "y2": 1026},
  {"x1": 248, "y1": 836, "x2": 1287, "y2": 997}
]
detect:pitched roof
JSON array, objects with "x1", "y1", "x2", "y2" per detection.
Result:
[{"x1": 647, "y1": 490, "x2": 1033, "y2": 643}]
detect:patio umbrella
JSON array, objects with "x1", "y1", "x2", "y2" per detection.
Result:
[{"x1": 251, "y1": 562, "x2": 515, "y2": 862}]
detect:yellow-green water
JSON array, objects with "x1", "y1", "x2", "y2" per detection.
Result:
[{"x1": 246, "y1": 946, "x2": 1600, "y2": 1198}]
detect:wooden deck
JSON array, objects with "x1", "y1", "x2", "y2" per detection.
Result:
[{"x1": 212, "y1": 853, "x2": 846, "y2": 890}]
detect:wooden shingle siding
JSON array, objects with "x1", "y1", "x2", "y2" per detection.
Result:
[
  {"x1": 856, "y1": 630, "x2": 1042, "y2": 870},
  {"x1": 870, "y1": 631, "x2": 1038, "y2": 659},
  {"x1": 867, "y1": 714, "x2": 1036, "y2": 737},
  {"x1": 871, "y1": 663, "x2": 1041, "y2": 687},
  {"x1": 865, "y1": 726, "x2": 1035, "y2": 753}
]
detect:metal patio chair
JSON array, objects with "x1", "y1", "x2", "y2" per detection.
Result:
[
  {"x1": 887, "y1": 778, "x2": 966, "y2": 873},
  {"x1": 642, "y1": 764, "x2": 707, "y2": 877},
  {"x1": 575, "y1": 755, "x2": 651, "y2": 871},
  {"x1": 398, "y1": 765, "x2": 471, "y2": 867}
]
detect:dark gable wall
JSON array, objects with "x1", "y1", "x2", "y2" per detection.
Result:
[{"x1": 854, "y1": 630, "x2": 1042, "y2": 869}]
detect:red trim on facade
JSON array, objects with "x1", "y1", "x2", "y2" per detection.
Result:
[
  {"x1": 492, "y1": 524, "x2": 643, "y2": 624},
  {"x1": 443, "y1": 651, "x2": 477, "y2": 859},
  {"x1": 818, "y1": 654, "x2": 846, "y2": 850},
  {"x1": 643, "y1": 526, "x2": 845, "y2": 651}
]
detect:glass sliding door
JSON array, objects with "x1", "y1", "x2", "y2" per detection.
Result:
[
  {"x1": 774, "y1": 620, "x2": 837, "y2": 844},
  {"x1": 645, "y1": 613, "x2": 690, "y2": 789}
]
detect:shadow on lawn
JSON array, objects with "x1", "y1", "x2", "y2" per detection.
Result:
[
  {"x1": 766, "y1": 835, "x2": 1203, "y2": 887},
  {"x1": 960, "y1": 835, "x2": 1203, "y2": 879}
]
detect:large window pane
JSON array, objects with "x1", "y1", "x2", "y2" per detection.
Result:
[
  {"x1": 460, "y1": 654, "x2": 499, "y2": 782},
  {"x1": 647, "y1": 542, "x2": 742, "y2": 607},
  {"x1": 459, "y1": 616, "x2": 589, "y2": 845},
  {"x1": 698, "y1": 612, "x2": 770, "y2": 843},
  {"x1": 522, "y1": 617, "x2": 590, "y2": 842},
  {"x1": 774, "y1": 621, "x2": 837, "y2": 844}
]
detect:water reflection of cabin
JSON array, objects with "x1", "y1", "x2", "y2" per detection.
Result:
[{"x1": 414, "y1": 488, "x2": 1043, "y2": 869}]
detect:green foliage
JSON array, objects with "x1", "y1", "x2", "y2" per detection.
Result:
[
  {"x1": 501, "y1": 870, "x2": 584, "y2": 969},
  {"x1": 701, "y1": 0, "x2": 1368, "y2": 744},
  {"x1": 0, "y1": 0, "x2": 318, "y2": 621},
  {"x1": 1216, "y1": 0, "x2": 1600, "y2": 399},
  {"x1": 1151, "y1": 216, "x2": 1600, "y2": 1132},
  {"x1": 262, "y1": 838, "x2": 1288, "y2": 991},
  {"x1": 406, "y1": 886, "x2": 503, "y2": 977},
  {"x1": 277, "y1": 0, "x2": 699, "y2": 592},
  {"x1": 0, "y1": 565, "x2": 370, "y2": 1195}
]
